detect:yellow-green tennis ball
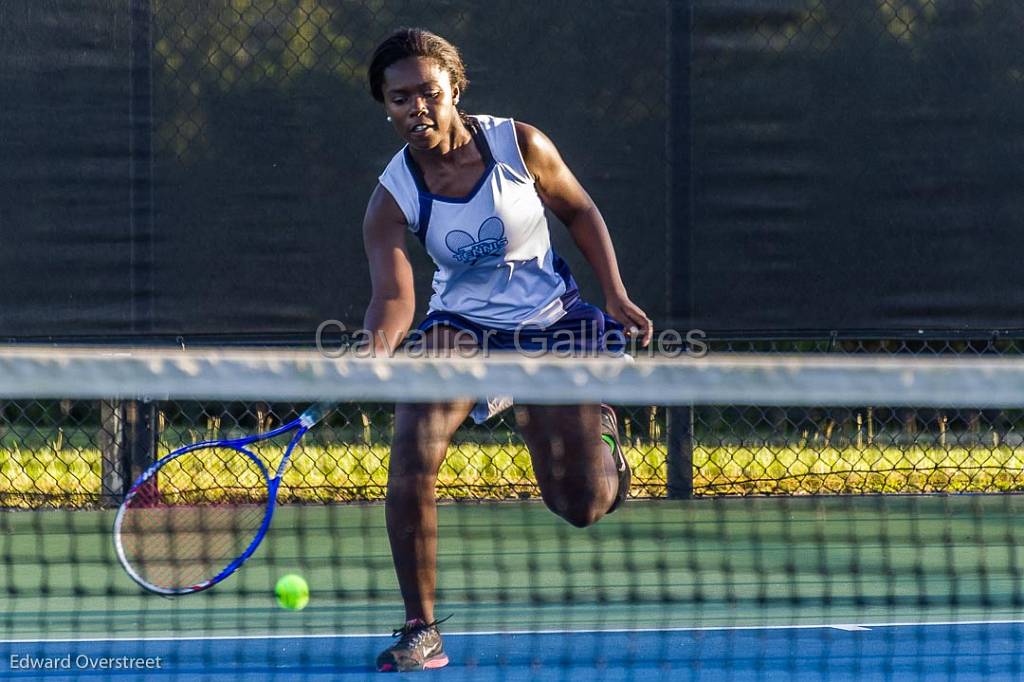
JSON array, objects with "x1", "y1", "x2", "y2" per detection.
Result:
[{"x1": 275, "y1": 574, "x2": 309, "y2": 611}]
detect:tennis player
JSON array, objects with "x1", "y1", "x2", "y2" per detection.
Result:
[{"x1": 362, "y1": 28, "x2": 652, "y2": 673}]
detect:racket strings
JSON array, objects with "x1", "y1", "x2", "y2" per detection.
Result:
[{"x1": 117, "y1": 446, "x2": 270, "y2": 591}]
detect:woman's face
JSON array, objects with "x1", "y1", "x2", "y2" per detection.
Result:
[{"x1": 381, "y1": 56, "x2": 460, "y2": 151}]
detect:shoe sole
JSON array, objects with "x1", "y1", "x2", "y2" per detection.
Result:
[
  {"x1": 423, "y1": 654, "x2": 449, "y2": 670},
  {"x1": 377, "y1": 653, "x2": 449, "y2": 673}
]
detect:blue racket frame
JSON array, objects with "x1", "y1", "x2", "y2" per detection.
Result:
[{"x1": 113, "y1": 402, "x2": 333, "y2": 596}]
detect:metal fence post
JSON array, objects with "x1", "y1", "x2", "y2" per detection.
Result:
[
  {"x1": 665, "y1": 0, "x2": 694, "y2": 499},
  {"x1": 123, "y1": 400, "x2": 159, "y2": 493},
  {"x1": 99, "y1": 400, "x2": 125, "y2": 506},
  {"x1": 129, "y1": 0, "x2": 154, "y2": 334},
  {"x1": 667, "y1": 406, "x2": 694, "y2": 498},
  {"x1": 99, "y1": 400, "x2": 158, "y2": 506}
]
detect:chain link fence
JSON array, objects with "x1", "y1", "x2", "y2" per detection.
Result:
[
  {"x1": 690, "y1": 338, "x2": 1024, "y2": 495},
  {"x1": 3, "y1": 338, "x2": 1023, "y2": 509},
  {"x1": 0, "y1": 398, "x2": 671, "y2": 509}
]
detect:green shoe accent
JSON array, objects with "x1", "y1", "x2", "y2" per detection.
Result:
[{"x1": 600, "y1": 405, "x2": 630, "y2": 513}]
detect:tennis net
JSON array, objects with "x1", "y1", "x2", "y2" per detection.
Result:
[{"x1": 2, "y1": 348, "x2": 1023, "y2": 679}]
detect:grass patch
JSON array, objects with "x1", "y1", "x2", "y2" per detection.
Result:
[
  {"x1": 3, "y1": 440, "x2": 1024, "y2": 509},
  {"x1": 694, "y1": 445, "x2": 1024, "y2": 494}
]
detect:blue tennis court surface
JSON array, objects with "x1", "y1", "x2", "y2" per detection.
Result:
[{"x1": 4, "y1": 621, "x2": 1024, "y2": 681}]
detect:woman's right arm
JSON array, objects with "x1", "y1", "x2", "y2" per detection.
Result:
[{"x1": 362, "y1": 184, "x2": 416, "y2": 356}]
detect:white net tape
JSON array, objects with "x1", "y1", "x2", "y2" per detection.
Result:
[{"x1": 0, "y1": 347, "x2": 1018, "y2": 406}]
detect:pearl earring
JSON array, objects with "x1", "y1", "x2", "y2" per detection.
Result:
[{"x1": 386, "y1": 116, "x2": 392, "y2": 122}]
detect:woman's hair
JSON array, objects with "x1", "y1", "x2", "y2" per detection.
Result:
[{"x1": 368, "y1": 28, "x2": 469, "y2": 103}]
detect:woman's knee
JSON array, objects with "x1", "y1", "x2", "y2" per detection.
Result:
[
  {"x1": 541, "y1": 488, "x2": 607, "y2": 528},
  {"x1": 388, "y1": 426, "x2": 447, "y2": 490},
  {"x1": 561, "y1": 503, "x2": 606, "y2": 528},
  {"x1": 390, "y1": 445, "x2": 441, "y2": 481},
  {"x1": 385, "y1": 461, "x2": 438, "y2": 508}
]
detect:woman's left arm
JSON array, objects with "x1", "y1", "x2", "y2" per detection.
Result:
[{"x1": 516, "y1": 121, "x2": 652, "y2": 346}]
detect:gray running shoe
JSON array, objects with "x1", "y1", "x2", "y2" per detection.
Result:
[{"x1": 376, "y1": 617, "x2": 450, "y2": 672}]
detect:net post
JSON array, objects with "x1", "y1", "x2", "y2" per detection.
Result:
[{"x1": 666, "y1": 405, "x2": 694, "y2": 498}]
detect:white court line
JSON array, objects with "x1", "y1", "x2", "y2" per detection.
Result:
[{"x1": 5, "y1": 618, "x2": 1024, "y2": 644}]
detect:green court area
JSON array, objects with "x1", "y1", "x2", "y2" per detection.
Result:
[{"x1": 3, "y1": 496, "x2": 1022, "y2": 641}]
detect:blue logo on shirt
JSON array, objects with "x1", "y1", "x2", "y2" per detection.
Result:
[{"x1": 445, "y1": 217, "x2": 509, "y2": 265}]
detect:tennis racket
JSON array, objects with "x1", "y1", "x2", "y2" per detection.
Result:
[{"x1": 113, "y1": 402, "x2": 333, "y2": 595}]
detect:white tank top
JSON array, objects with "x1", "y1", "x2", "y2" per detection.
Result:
[{"x1": 377, "y1": 115, "x2": 579, "y2": 329}]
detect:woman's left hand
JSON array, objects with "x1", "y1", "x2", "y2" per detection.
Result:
[{"x1": 605, "y1": 293, "x2": 653, "y2": 348}]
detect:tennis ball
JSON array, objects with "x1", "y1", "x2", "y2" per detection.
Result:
[{"x1": 275, "y1": 574, "x2": 309, "y2": 611}]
